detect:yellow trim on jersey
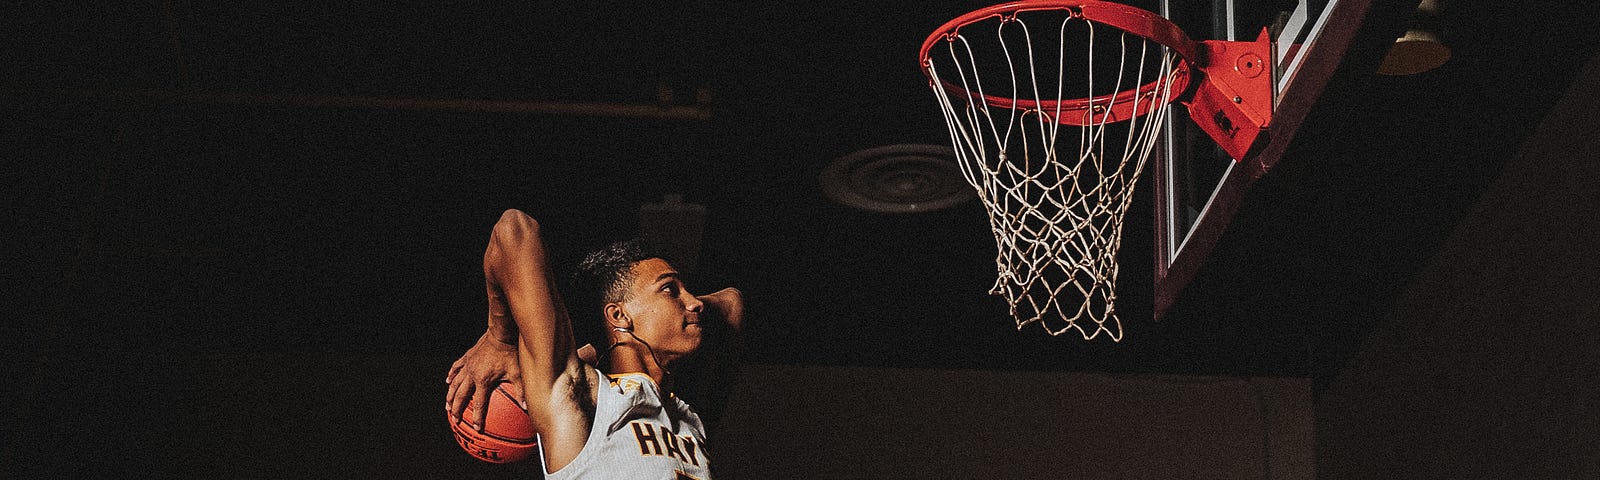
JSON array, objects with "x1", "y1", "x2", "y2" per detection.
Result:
[
  {"x1": 604, "y1": 371, "x2": 680, "y2": 398},
  {"x1": 607, "y1": 372, "x2": 650, "y2": 393}
]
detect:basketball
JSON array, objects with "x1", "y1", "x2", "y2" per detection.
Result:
[{"x1": 448, "y1": 382, "x2": 537, "y2": 463}]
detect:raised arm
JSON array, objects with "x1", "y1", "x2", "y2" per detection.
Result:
[
  {"x1": 676, "y1": 287, "x2": 747, "y2": 432},
  {"x1": 479, "y1": 209, "x2": 596, "y2": 470}
]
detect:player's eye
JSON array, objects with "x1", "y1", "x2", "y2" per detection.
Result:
[{"x1": 662, "y1": 283, "x2": 679, "y2": 295}]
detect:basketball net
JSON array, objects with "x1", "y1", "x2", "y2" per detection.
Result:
[{"x1": 925, "y1": 10, "x2": 1181, "y2": 341}]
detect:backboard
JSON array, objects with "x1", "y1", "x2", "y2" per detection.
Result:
[{"x1": 1153, "y1": 0, "x2": 1379, "y2": 318}]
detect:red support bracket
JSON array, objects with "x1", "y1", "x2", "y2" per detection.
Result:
[{"x1": 1184, "y1": 28, "x2": 1276, "y2": 160}]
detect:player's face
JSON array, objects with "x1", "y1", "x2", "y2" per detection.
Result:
[{"x1": 619, "y1": 258, "x2": 704, "y2": 360}]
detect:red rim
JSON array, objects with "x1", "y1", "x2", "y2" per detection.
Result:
[{"x1": 919, "y1": 0, "x2": 1198, "y2": 125}]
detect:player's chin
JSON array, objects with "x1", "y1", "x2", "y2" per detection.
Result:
[{"x1": 680, "y1": 325, "x2": 705, "y2": 347}]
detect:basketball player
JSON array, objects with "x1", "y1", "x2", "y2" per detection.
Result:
[{"x1": 445, "y1": 209, "x2": 744, "y2": 479}]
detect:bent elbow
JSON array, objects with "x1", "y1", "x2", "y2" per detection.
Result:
[
  {"x1": 718, "y1": 288, "x2": 746, "y2": 328},
  {"x1": 484, "y1": 209, "x2": 543, "y2": 270},
  {"x1": 493, "y1": 209, "x2": 541, "y2": 244}
]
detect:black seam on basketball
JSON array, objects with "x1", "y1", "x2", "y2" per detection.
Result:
[
  {"x1": 494, "y1": 384, "x2": 520, "y2": 407},
  {"x1": 460, "y1": 385, "x2": 534, "y2": 444}
]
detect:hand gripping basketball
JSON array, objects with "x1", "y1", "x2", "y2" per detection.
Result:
[{"x1": 447, "y1": 382, "x2": 538, "y2": 463}]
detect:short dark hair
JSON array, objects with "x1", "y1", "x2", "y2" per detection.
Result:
[{"x1": 568, "y1": 238, "x2": 668, "y2": 346}]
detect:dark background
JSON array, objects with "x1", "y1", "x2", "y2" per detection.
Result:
[{"x1": 7, "y1": 1, "x2": 1600, "y2": 477}]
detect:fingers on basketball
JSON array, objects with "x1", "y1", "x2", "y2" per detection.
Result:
[
  {"x1": 448, "y1": 382, "x2": 538, "y2": 463},
  {"x1": 474, "y1": 382, "x2": 494, "y2": 431},
  {"x1": 444, "y1": 358, "x2": 474, "y2": 415}
]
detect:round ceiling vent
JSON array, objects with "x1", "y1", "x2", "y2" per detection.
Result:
[{"x1": 821, "y1": 144, "x2": 975, "y2": 213}]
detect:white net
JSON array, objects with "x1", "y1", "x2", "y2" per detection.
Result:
[{"x1": 925, "y1": 10, "x2": 1181, "y2": 341}]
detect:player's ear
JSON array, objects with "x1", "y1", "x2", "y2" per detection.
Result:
[{"x1": 604, "y1": 302, "x2": 630, "y2": 331}]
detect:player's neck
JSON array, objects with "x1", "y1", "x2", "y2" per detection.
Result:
[{"x1": 605, "y1": 342, "x2": 672, "y2": 388}]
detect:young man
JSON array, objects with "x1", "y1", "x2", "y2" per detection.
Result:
[{"x1": 445, "y1": 209, "x2": 744, "y2": 479}]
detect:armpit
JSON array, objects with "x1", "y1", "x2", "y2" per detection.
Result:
[{"x1": 565, "y1": 361, "x2": 599, "y2": 418}]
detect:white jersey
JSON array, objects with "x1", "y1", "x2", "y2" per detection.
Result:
[{"x1": 542, "y1": 369, "x2": 712, "y2": 479}]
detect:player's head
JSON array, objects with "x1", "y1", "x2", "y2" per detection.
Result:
[{"x1": 572, "y1": 239, "x2": 704, "y2": 363}]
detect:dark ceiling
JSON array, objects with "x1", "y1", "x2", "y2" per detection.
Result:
[{"x1": 10, "y1": 1, "x2": 1600, "y2": 388}]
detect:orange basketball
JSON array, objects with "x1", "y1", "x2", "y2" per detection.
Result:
[{"x1": 448, "y1": 382, "x2": 537, "y2": 463}]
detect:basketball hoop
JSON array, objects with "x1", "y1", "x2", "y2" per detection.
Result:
[{"x1": 921, "y1": 0, "x2": 1274, "y2": 340}]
